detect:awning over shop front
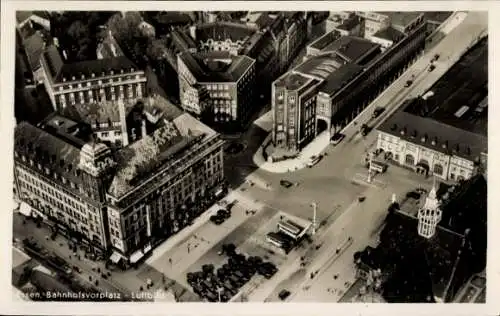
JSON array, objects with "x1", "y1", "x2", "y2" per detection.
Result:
[
  {"x1": 110, "y1": 251, "x2": 122, "y2": 264},
  {"x1": 130, "y1": 250, "x2": 144, "y2": 264},
  {"x1": 19, "y1": 203, "x2": 32, "y2": 217}
]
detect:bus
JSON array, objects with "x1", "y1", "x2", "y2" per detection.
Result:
[
  {"x1": 371, "y1": 160, "x2": 388, "y2": 173},
  {"x1": 277, "y1": 220, "x2": 305, "y2": 240},
  {"x1": 266, "y1": 232, "x2": 289, "y2": 248}
]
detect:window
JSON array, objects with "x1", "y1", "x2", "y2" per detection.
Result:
[
  {"x1": 433, "y1": 164, "x2": 443, "y2": 175},
  {"x1": 101, "y1": 132, "x2": 109, "y2": 137}
]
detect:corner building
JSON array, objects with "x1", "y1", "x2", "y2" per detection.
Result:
[{"x1": 14, "y1": 102, "x2": 225, "y2": 265}]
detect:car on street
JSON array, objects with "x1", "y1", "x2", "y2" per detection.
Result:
[
  {"x1": 217, "y1": 209, "x2": 231, "y2": 219},
  {"x1": 428, "y1": 64, "x2": 436, "y2": 72},
  {"x1": 372, "y1": 107, "x2": 385, "y2": 118},
  {"x1": 406, "y1": 191, "x2": 421, "y2": 200},
  {"x1": 306, "y1": 155, "x2": 322, "y2": 168},
  {"x1": 404, "y1": 79, "x2": 413, "y2": 87},
  {"x1": 432, "y1": 53, "x2": 440, "y2": 62},
  {"x1": 360, "y1": 124, "x2": 370, "y2": 136},
  {"x1": 280, "y1": 180, "x2": 294, "y2": 188},
  {"x1": 278, "y1": 289, "x2": 291, "y2": 301},
  {"x1": 210, "y1": 214, "x2": 225, "y2": 225},
  {"x1": 330, "y1": 133, "x2": 345, "y2": 145}
]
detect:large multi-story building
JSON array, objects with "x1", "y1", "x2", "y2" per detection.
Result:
[
  {"x1": 14, "y1": 97, "x2": 225, "y2": 265},
  {"x1": 376, "y1": 38, "x2": 487, "y2": 182},
  {"x1": 40, "y1": 46, "x2": 147, "y2": 111},
  {"x1": 357, "y1": 11, "x2": 424, "y2": 37},
  {"x1": 272, "y1": 13, "x2": 427, "y2": 153},
  {"x1": 177, "y1": 51, "x2": 256, "y2": 129},
  {"x1": 173, "y1": 11, "x2": 311, "y2": 126}
]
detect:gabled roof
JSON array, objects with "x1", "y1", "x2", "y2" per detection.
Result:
[
  {"x1": 14, "y1": 121, "x2": 85, "y2": 187},
  {"x1": 377, "y1": 108, "x2": 487, "y2": 160},
  {"x1": 43, "y1": 45, "x2": 139, "y2": 83},
  {"x1": 23, "y1": 31, "x2": 45, "y2": 71}
]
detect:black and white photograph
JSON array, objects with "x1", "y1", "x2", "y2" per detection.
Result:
[{"x1": 1, "y1": 2, "x2": 495, "y2": 313}]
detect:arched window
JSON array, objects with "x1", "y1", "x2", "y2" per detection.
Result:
[
  {"x1": 433, "y1": 163, "x2": 443, "y2": 175},
  {"x1": 405, "y1": 154, "x2": 415, "y2": 165}
]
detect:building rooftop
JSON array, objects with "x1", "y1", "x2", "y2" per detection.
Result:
[
  {"x1": 22, "y1": 31, "x2": 45, "y2": 71},
  {"x1": 424, "y1": 12, "x2": 453, "y2": 23},
  {"x1": 322, "y1": 35, "x2": 381, "y2": 64},
  {"x1": 179, "y1": 51, "x2": 255, "y2": 83},
  {"x1": 43, "y1": 46, "x2": 139, "y2": 83},
  {"x1": 244, "y1": 31, "x2": 275, "y2": 65},
  {"x1": 195, "y1": 22, "x2": 255, "y2": 43},
  {"x1": 318, "y1": 63, "x2": 364, "y2": 96},
  {"x1": 403, "y1": 38, "x2": 487, "y2": 136},
  {"x1": 97, "y1": 31, "x2": 124, "y2": 59},
  {"x1": 308, "y1": 31, "x2": 342, "y2": 51},
  {"x1": 372, "y1": 26, "x2": 405, "y2": 43},
  {"x1": 108, "y1": 112, "x2": 216, "y2": 198},
  {"x1": 378, "y1": 109, "x2": 487, "y2": 160},
  {"x1": 14, "y1": 121, "x2": 84, "y2": 188},
  {"x1": 274, "y1": 72, "x2": 316, "y2": 91},
  {"x1": 172, "y1": 29, "x2": 197, "y2": 51},
  {"x1": 378, "y1": 11, "x2": 423, "y2": 30},
  {"x1": 382, "y1": 210, "x2": 466, "y2": 301},
  {"x1": 294, "y1": 52, "x2": 345, "y2": 80},
  {"x1": 336, "y1": 15, "x2": 362, "y2": 31},
  {"x1": 12, "y1": 248, "x2": 31, "y2": 269},
  {"x1": 243, "y1": 12, "x2": 277, "y2": 30},
  {"x1": 16, "y1": 11, "x2": 50, "y2": 25}
]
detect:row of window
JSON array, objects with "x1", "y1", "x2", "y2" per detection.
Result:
[
  {"x1": 58, "y1": 73, "x2": 143, "y2": 87},
  {"x1": 58, "y1": 84, "x2": 143, "y2": 106}
]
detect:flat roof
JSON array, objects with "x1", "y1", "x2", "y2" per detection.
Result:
[
  {"x1": 308, "y1": 31, "x2": 341, "y2": 51},
  {"x1": 424, "y1": 12, "x2": 453, "y2": 23},
  {"x1": 336, "y1": 15, "x2": 362, "y2": 31},
  {"x1": 372, "y1": 26, "x2": 405, "y2": 43},
  {"x1": 318, "y1": 63, "x2": 364, "y2": 96},
  {"x1": 274, "y1": 72, "x2": 316, "y2": 91},
  {"x1": 322, "y1": 36, "x2": 380, "y2": 64},
  {"x1": 179, "y1": 51, "x2": 255, "y2": 83},
  {"x1": 293, "y1": 53, "x2": 345, "y2": 80},
  {"x1": 377, "y1": 11, "x2": 423, "y2": 28},
  {"x1": 403, "y1": 38, "x2": 487, "y2": 136}
]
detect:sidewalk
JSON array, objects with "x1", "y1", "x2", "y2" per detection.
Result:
[{"x1": 253, "y1": 131, "x2": 331, "y2": 174}]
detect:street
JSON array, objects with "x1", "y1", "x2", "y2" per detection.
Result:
[{"x1": 10, "y1": 11, "x2": 488, "y2": 303}]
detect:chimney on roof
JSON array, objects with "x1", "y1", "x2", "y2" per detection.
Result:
[
  {"x1": 421, "y1": 134, "x2": 428, "y2": 143},
  {"x1": 400, "y1": 127, "x2": 406, "y2": 135},
  {"x1": 431, "y1": 137, "x2": 437, "y2": 146},
  {"x1": 442, "y1": 141, "x2": 448, "y2": 149}
]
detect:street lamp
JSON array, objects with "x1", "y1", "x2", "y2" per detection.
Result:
[
  {"x1": 216, "y1": 286, "x2": 224, "y2": 302},
  {"x1": 310, "y1": 202, "x2": 317, "y2": 235}
]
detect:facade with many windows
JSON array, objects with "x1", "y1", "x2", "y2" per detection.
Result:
[
  {"x1": 40, "y1": 45, "x2": 147, "y2": 111},
  {"x1": 272, "y1": 16, "x2": 427, "y2": 152},
  {"x1": 14, "y1": 100, "x2": 225, "y2": 265},
  {"x1": 177, "y1": 51, "x2": 256, "y2": 129},
  {"x1": 376, "y1": 37, "x2": 488, "y2": 182}
]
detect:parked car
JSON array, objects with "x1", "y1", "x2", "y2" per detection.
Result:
[
  {"x1": 278, "y1": 289, "x2": 291, "y2": 301},
  {"x1": 330, "y1": 133, "x2": 345, "y2": 145},
  {"x1": 404, "y1": 80, "x2": 413, "y2": 87},
  {"x1": 210, "y1": 215, "x2": 225, "y2": 225},
  {"x1": 406, "y1": 191, "x2": 421, "y2": 200},
  {"x1": 217, "y1": 209, "x2": 231, "y2": 219},
  {"x1": 360, "y1": 124, "x2": 370, "y2": 136},
  {"x1": 280, "y1": 180, "x2": 294, "y2": 188},
  {"x1": 306, "y1": 155, "x2": 322, "y2": 168},
  {"x1": 428, "y1": 64, "x2": 436, "y2": 72},
  {"x1": 372, "y1": 107, "x2": 385, "y2": 118},
  {"x1": 432, "y1": 53, "x2": 440, "y2": 62}
]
